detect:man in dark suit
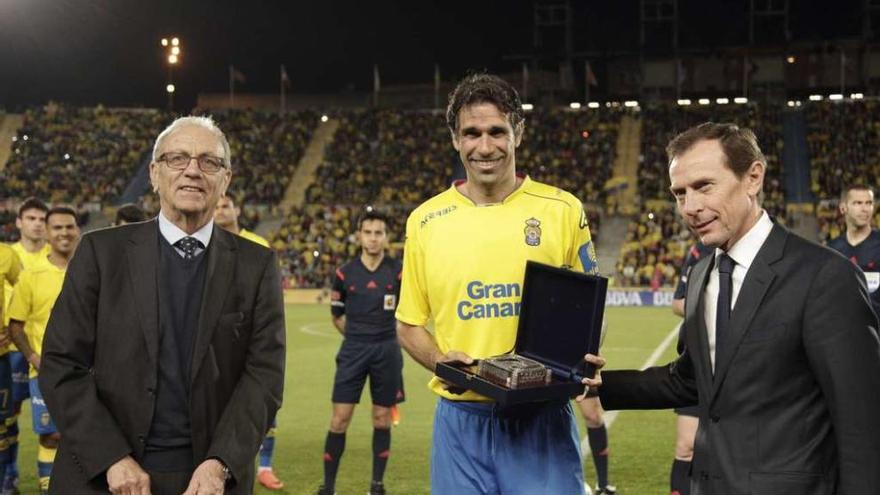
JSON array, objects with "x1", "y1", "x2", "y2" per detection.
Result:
[
  {"x1": 39, "y1": 116, "x2": 286, "y2": 495},
  {"x1": 586, "y1": 122, "x2": 880, "y2": 494}
]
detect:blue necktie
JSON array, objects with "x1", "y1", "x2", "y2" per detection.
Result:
[
  {"x1": 175, "y1": 236, "x2": 202, "y2": 260},
  {"x1": 715, "y1": 253, "x2": 735, "y2": 369}
]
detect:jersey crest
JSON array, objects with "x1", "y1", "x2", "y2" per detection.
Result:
[{"x1": 524, "y1": 218, "x2": 542, "y2": 246}]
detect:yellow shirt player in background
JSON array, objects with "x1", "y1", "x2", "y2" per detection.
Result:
[
  {"x1": 396, "y1": 73, "x2": 606, "y2": 495},
  {"x1": 0, "y1": 244, "x2": 22, "y2": 493},
  {"x1": 8, "y1": 206, "x2": 80, "y2": 495},
  {"x1": 2, "y1": 197, "x2": 48, "y2": 494},
  {"x1": 214, "y1": 193, "x2": 282, "y2": 491}
]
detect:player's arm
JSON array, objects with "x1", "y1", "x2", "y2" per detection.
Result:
[
  {"x1": 330, "y1": 268, "x2": 346, "y2": 335},
  {"x1": 396, "y1": 321, "x2": 472, "y2": 371},
  {"x1": 8, "y1": 319, "x2": 35, "y2": 368},
  {"x1": 802, "y1": 255, "x2": 880, "y2": 491}
]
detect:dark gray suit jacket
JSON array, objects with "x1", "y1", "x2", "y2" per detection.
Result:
[
  {"x1": 39, "y1": 219, "x2": 286, "y2": 494},
  {"x1": 600, "y1": 224, "x2": 880, "y2": 495}
]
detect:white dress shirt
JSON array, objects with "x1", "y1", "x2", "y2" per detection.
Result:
[
  {"x1": 158, "y1": 211, "x2": 213, "y2": 258},
  {"x1": 703, "y1": 210, "x2": 774, "y2": 370}
]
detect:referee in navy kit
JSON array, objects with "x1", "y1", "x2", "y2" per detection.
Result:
[{"x1": 317, "y1": 208, "x2": 403, "y2": 495}]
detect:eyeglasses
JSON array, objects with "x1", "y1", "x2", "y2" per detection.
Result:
[{"x1": 158, "y1": 152, "x2": 227, "y2": 174}]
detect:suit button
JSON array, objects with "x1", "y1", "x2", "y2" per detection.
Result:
[
  {"x1": 700, "y1": 472, "x2": 710, "y2": 481},
  {"x1": 710, "y1": 415, "x2": 720, "y2": 423},
  {"x1": 138, "y1": 435, "x2": 145, "y2": 444},
  {"x1": 147, "y1": 387, "x2": 155, "y2": 396}
]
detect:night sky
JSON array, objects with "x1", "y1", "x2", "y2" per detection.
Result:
[{"x1": 0, "y1": 0, "x2": 865, "y2": 110}]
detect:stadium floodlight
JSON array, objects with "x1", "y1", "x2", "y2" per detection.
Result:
[
  {"x1": 569, "y1": 102, "x2": 582, "y2": 109},
  {"x1": 734, "y1": 97, "x2": 748, "y2": 104},
  {"x1": 587, "y1": 102, "x2": 600, "y2": 109},
  {"x1": 161, "y1": 38, "x2": 169, "y2": 47},
  {"x1": 808, "y1": 94, "x2": 823, "y2": 101},
  {"x1": 786, "y1": 55, "x2": 796, "y2": 64},
  {"x1": 624, "y1": 101, "x2": 638, "y2": 107},
  {"x1": 171, "y1": 37, "x2": 179, "y2": 46},
  {"x1": 171, "y1": 46, "x2": 180, "y2": 56},
  {"x1": 321, "y1": 115, "x2": 329, "y2": 123},
  {"x1": 829, "y1": 94, "x2": 843, "y2": 101},
  {"x1": 166, "y1": 84, "x2": 175, "y2": 93},
  {"x1": 677, "y1": 99, "x2": 691, "y2": 106},
  {"x1": 787, "y1": 101, "x2": 795, "y2": 107},
  {"x1": 168, "y1": 54, "x2": 178, "y2": 64},
  {"x1": 521, "y1": 103, "x2": 534, "y2": 111},
  {"x1": 698, "y1": 98, "x2": 710, "y2": 105},
  {"x1": 22, "y1": 135, "x2": 28, "y2": 141},
  {"x1": 716, "y1": 98, "x2": 729, "y2": 104},
  {"x1": 851, "y1": 93, "x2": 864, "y2": 99}
]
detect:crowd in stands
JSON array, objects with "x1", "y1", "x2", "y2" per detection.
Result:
[
  {"x1": 806, "y1": 100, "x2": 880, "y2": 240},
  {"x1": 639, "y1": 102, "x2": 786, "y2": 221},
  {"x1": 207, "y1": 109, "x2": 317, "y2": 205},
  {"x1": 519, "y1": 107, "x2": 623, "y2": 205},
  {"x1": 615, "y1": 205, "x2": 691, "y2": 288},
  {"x1": 306, "y1": 110, "x2": 456, "y2": 206},
  {"x1": 2, "y1": 104, "x2": 170, "y2": 204},
  {"x1": 269, "y1": 205, "x2": 406, "y2": 289}
]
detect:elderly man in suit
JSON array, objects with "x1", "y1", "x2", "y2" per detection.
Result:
[
  {"x1": 585, "y1": 122, "x2": 880, "y2": 495},
  {"x1": 39, "y1": 116, "x2": 286, "y2": 495}
]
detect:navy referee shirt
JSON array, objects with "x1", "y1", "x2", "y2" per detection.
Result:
[
  {"x1": 827, "y1": 229, "x2": 880, "y2": 316},
  {"x1": 331, "y1": 256, "x2": 402, "y2": 343}
]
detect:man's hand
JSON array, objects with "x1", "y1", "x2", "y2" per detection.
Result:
[
  {"x1": 576, "y1": 353, "x2": 606, "y2": 402},
  {"x1": 0, "y1": 327, "x2": 10, "y2": 348},
  {"x1": 106, "y1": 455, "x2": 151, "y2": 495},
  {"x1": 182, "y1": 459, "x2": 227, "y2": 495},
  {"x1": 434, "y1": 350, "x2": 474, "y2": 395},
  {"x1": 28, "y1": 353, "x2": 40, "y2": 371}
]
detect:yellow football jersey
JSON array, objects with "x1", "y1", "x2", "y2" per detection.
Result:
[
  {"x1": 238, "y1": 228, "x2": 270, "y2": 248},
  {"x1": 0, "y1": 245, "x2": 22, "y2": 355},
  {"x1": 396, "y1": 176, "x2": 598, "y2": 400},
  {"x1": 4, "y1": 242, "x2": 49, "y2": 328},
  {"x1": 7, "y1": 263, "x2": 65, "y2": 377}
]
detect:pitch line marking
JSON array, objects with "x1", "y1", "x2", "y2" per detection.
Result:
[
  {"x1": 581, "y1": 322, "x2": 681, "y2": 455},
  {"x1": 299, "y1": 322, "x2": 338, "y2": 339}
]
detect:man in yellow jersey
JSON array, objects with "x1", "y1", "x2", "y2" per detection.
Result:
[
  {"x1": 4, "y1": 197, "x2": 49, "y2": 494},
  {"x1": 8, "y1": 206, "x2": 80, "y2": 494},
  {"x1": 396, "y1": 73, "x2": 599, "y2": 495},
  {"x1": 214, "y1": 194, "x2": 269, "y2": 247},
  {"x1": 213, "y1": 193, "x2": 284, "y2": 491},
  {"x1": 0, "y1": 243, "x2": 22, "y2": 495}
]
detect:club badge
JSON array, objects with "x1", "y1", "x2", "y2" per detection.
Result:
[
  {"x1": 384, "y1": 294, "x2": 397, "y2": 310},
  {"x1": 524, "y1": 218, "x2": 542, "y2": 246}
]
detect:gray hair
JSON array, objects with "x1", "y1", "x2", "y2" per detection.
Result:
[{"x1": 152, "y1": 115, "x2": 232, "y2": 169}]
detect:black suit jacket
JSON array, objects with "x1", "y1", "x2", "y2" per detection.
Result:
[
  {"x1": 600, "y1": 224, "x2": 880, "y2": 495},
  {"x1": 39, "y1": 220, "x2": 286, "y2": 494}
]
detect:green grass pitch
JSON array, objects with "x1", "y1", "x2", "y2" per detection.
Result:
[{"x1": 16, "y1": 304, "x2": 684, "y2": 494}]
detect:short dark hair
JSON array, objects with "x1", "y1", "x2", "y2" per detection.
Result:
[
  {"x1": 356, "y1": 208, "x2": 389, "y2": 232},
  {"x1": 446, "y1": 73, "x2": 525, "y2": 136},
  {"x1": 666, "y1": 122, "x2": 766, "y2": 178},
  {"x1": 46, "y1": 205, "x2": 78, "y2": 226},
  {"x1": 841, "y1": 184, "x2": 874, "y2": 202},
  {"x1": 17, "y1": 197, "x2": 48, "y2": 218},
  {"x1": 115, "y1": 203, "x2": 147, "y2": 224}
]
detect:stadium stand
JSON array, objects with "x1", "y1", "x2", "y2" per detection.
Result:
[{"x1": 614, "y1": 204, "x2": 689, "y2": 288}]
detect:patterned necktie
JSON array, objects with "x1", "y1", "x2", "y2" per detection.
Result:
[
  {"x1": 175, "y1": 236, "x2": 202, "y2": 260},
  {"x1": 714, "y1": 253, "x2": 736, "y2": 369}
]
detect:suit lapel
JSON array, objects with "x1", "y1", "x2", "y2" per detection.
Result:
[
  {"x1": 686, "y1": 254, "x2": 714, "y2": 392},
  {"x1": 710, "y1": 225, "x2": 786, "y2": 404},
  {"x1": 126, "y1": 220, "x2": 160, "y2": 367},
  {"x1": 191, "y1": 226, "x2": 236, "y2": 384}
]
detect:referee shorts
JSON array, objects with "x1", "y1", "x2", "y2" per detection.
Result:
[
  {"x1": 332, "y1": 338, "x2": 403, "y2": 407},
  {"x1": 431, "y1": 398, "x2": 585, "y2": 495}
]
